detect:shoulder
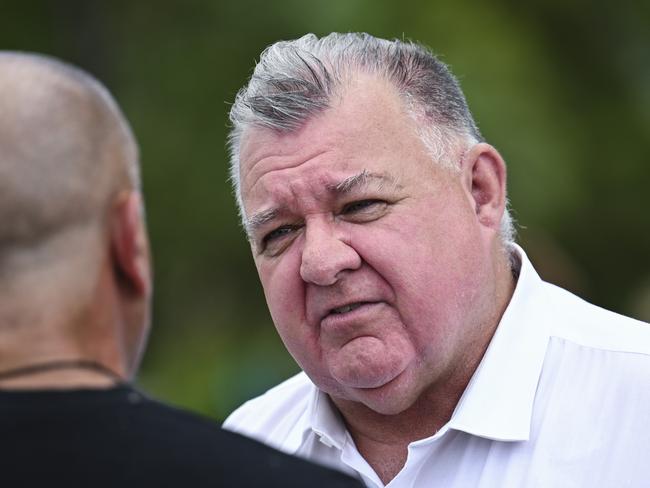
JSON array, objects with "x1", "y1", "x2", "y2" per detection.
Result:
[
  {"x1": 542, "y1": 281, "x2": 650, "y2": 356},
  {"x1": 122, "y1": 391, "x2": 361, "y2": 486},
  {"x1": 124, "y1": 390, "x2": 227, "y2": 441},
  {"x1": 2, "y1": 387, "x2": 361, "y2": 488},
  {"x1": 148, "y1": 389, "x2": 360, "y2": 488},
  {"x1": 531, "y1": 289, "x2": 650, "y2": 460},
  {"x1": 223, "y1": 372, "x2": 316, "y2": 452},
  {"x1": 538, "y1": 281, "x2": 650, "y2": 404}
]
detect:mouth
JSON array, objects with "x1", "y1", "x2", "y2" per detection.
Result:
[{"x1": 328, "y1": 301, "x2": 374, "y2": 316}]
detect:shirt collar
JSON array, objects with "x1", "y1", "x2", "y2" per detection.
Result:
[
  {"x1": 303, "y1": 244, "x2": 551, "y2": 446},
  {"x1": 448, "y1": 244, "x2": 551, "y2": 441},
  {"x1": 308, "y1": 386, "x2": 349, "y2": 449}
]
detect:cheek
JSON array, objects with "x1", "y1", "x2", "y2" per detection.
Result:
[
  {"x1": 256, "y1": 252, "x2": 321, "y2": 362},
  {"x1": 259, "y1": 256, "x2": 302, "y2": 326},
  {"x1": 348, "y1": 204, "x2": 485, "y2": 328}
]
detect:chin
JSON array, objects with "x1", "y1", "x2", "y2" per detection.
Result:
[
  {"x1": 328, "y1": 371, "x2": 421, "y2": 416},
  {"x1": 355, "y1": 384, "x2": 419, "y2": 416}
]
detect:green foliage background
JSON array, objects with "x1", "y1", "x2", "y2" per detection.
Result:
[{"x1": 2, "y1": 0, "x2": 648, "y2": 419}]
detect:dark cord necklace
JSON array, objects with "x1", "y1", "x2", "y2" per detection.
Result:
[{"x1": 0, "y1": 360, "x2": 123, "y2": 383}]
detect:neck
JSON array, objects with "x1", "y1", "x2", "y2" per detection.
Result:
[
  {"x1": 332, "y1": 364, "x2": 482, "y2": 484},
  {"x1": 0, "y1": 324, "x2": 128, "y2": 391},
  {"x1": 0, "y1": 267, "x2": 133, "y2": 391}
]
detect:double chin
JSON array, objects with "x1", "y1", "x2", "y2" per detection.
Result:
[{"x1": 328, "y1": 335, "x2": 413, "y2": 389}]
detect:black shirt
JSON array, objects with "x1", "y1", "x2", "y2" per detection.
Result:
[{"x1": 0, "y1": 385, "x2": 363, "y2": 487}]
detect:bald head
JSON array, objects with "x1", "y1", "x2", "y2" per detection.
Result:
[
  {"x1": 0, "y1": 52, "x2": 152, "y2": 383},
  {"x1": 0, "y1": 52, "x2": 139, "y2": 268}
]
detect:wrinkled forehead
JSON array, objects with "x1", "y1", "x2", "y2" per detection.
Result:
[
  {"x1": 238, "y1": 128, "x2": 349, "y2": 221},
  {"x1": 239, "y1": 76, "x2": 420, "y2": 195}
]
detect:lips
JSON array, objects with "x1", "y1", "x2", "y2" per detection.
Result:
[
  {"x1": 329, "y1": 301, "x2": 370, "y2": 315},
  {"x1": 317, "y1": 301, "x2": 386, "y2": 344},
  {"x1": 307, "y1": 285, "x2": 389, "y2": 327},
  {"x1": 319, "y1": 301, "x2": 384, "y2": 327}
]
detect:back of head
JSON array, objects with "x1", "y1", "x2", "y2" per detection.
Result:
[
  {"x1": 0, "y1": 52, "x2": 139, "y2": 273},
  {"x1": 229, "y1": 32, "x2": 514, "y2": 243},
  {"x1": 0, "y1": 52, "x2": 149, "y2": 382}
]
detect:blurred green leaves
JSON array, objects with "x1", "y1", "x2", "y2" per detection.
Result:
[{"x1": 1, "y1": 0, "x2": 648, "y2": 419}]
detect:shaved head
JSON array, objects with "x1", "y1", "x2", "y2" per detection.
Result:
[
  {"x1": 0, "y1": 52, "x2": 139, "y2": 269},
  {"x1": 0, "y1": 52, "x2": 151, "y2": 381}
]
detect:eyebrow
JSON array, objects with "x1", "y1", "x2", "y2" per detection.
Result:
[
  {"x1": 327, "y1": 169, "x2": 398, "y2": 194},
  {"x1": 245, "y1": 170, "x2": 400, "y2": 239},
  {"x1": 246, "y1": 207, "x2": 282, "y2": 239}
]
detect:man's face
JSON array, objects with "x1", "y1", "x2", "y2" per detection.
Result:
[{"x1": 239, "y1": 76, "x2": 498, "y2": 415}]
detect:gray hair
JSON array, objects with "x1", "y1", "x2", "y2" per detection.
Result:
[{"x1": 228, "y1": 32, "x2": 515, "y2": 243}]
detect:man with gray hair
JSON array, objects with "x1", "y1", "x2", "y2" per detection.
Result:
[
  {"x1": 224, "y1": 33, "x2": 650, "y2": 487},
  {"x1": 0, "y1": 51, "x2": 364, "y2": 488}
]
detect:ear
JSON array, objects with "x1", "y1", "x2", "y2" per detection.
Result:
[
  {"x1": 110, "y1": 191, "x2": 152, "y2": 297},
  {"x1": 460, "y1": 143, "x2": 507, "y2": 232}
]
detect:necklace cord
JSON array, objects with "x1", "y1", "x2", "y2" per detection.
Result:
[{"x1": 0, "y1": 360, "x2": 123, "y2": 383}]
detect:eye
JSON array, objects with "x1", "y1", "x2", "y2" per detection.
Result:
[
  {"x1": 259, "y1": 224, "x2": 300, "y2": 256},
  {"x1": 263, "y1": 225, "x2": 295, "y2": 244},
  {"x1": 341, "y1": 199, "x2": 386, "y2": 215}
]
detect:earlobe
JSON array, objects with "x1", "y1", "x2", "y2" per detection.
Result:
[
  {"x1": 461, "y1": 143, "x2": 507, "y2": 231},
  {"x1": 110, "y1": 191, "x2": 151, "y2": 297}
]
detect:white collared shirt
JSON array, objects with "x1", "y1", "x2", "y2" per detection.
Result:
[{"x1": 224, "y1": 247, "x2": 650, "y2": 487}]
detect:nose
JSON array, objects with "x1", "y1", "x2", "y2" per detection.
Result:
[{"x1": 299, "y1": 219, "x2": 361, "y2": 286}]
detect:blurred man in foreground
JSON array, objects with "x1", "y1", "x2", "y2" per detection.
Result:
[
  {"x1": 224, "y1": 33, "x2": 650, "y2": 487},
  {"x1": 0, "y1": 51, "x2": 362, "y2": 488}
]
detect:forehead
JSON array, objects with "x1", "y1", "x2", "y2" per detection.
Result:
[{"x1": 238, "y1": 75, "x2": 428, "y2": 213}]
